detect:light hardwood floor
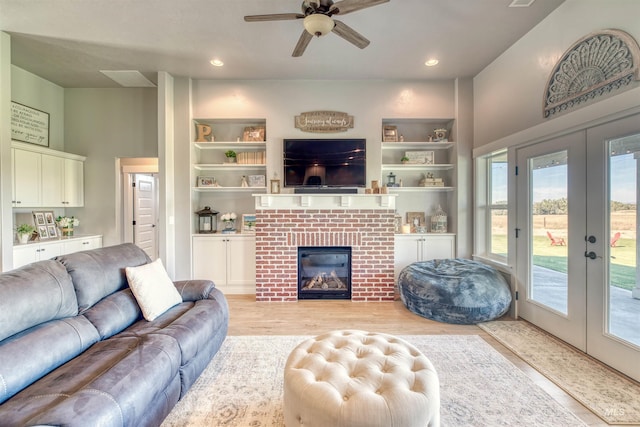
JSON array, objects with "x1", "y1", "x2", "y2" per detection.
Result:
[{"x1": 226, "y1": 295, "x2": 625, "y2": 427}]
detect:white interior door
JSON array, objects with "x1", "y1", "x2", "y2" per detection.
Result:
[
  {"x1": 585, "y1": 114, "x2": 640, "y2": 381},
  {"x1": 134, "y1": 174, "x2": 158, "y2": 260},
  {"x1": 516, "y1": 131, "x2": 587, "y2": 351}
]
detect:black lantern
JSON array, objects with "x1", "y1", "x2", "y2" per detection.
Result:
[
  {"x1": 386, "y1": 172, "x2": 396, "y2": 187},
  {"x1": 195, "y1": 206, "x2": 218, "y2": 234}
]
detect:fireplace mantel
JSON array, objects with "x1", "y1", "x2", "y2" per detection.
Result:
[{"x1": 254, "y1": 193, "x2": 396, "y2": 210}]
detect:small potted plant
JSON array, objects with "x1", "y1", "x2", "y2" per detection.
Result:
[
  {"x1": 401, "y1": 155, "x2": 410, "y2": 164},
  {"x1": 224, "y1": 150, "x2": 237, "y2": 163},
  {"x1": 16, "y1": 223, "x2": 36, "y2": 244}
]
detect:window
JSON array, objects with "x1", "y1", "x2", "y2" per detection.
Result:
[{"x1": 475, "y1": 150, "x2": 508, "y2": 262}]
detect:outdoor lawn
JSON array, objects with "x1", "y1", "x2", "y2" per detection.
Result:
[{"x1": 491, "y1": 234, "x2": 637, "y2": 291}]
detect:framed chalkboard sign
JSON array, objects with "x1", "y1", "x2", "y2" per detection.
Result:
[{"x1": 11, "y1": 102, "x2": 50, "y2": 147}]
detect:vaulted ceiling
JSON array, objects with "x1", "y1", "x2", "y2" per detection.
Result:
[{"x1": 0, "y1": 0, "x2": 564, "y2": 88}]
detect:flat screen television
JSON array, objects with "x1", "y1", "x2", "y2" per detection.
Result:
[{"x1": 283, "y1": 139, "x2": 366, "y2": 188}]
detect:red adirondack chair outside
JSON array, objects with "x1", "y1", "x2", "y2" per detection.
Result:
[
  {"x1": 546, "y1": 231, "x2": 566, "y2": 246},
  {"x1": 610, "y1": 232, "x2": 621, "y2": 247}
]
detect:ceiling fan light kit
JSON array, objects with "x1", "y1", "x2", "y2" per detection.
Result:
[
  {"x1": 303, "y1": 14, "x2": 334, "y2": 37},
  {"x1": 244, "y1": 0, "x2": 389, "y2": 57}
]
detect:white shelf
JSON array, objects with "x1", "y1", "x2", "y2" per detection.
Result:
[
  {"x1": 382, "y1": 163, "x2": 454, "y2": 171},
  {"x1": 387, "y1": 186, "x2": 455, "y2": 192},
  {"x1": 194, "y1": 141, "x2": 266, "y2": 149},
  {"x1": 381, "y1": 141, "x2": 454, "y2": 150},
  {"x1": 194, "y1": 164, "x2": 266, "y2": 171},
  {"x1": 193, "y1": 186, "x2": 267, "y2": 192}
]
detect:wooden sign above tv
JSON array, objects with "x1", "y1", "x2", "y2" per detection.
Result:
[{"x1": 294, "y1": 111, "x2": 354, "y2": 133}]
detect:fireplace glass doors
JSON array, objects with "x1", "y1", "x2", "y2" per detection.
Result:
[{"x1": 297, "y1": 247, "x2": 351, "y2": 299}]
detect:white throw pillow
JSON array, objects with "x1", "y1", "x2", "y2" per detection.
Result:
[{"x1": 125, "y1": 258, "x2": 182, "y2": 321}]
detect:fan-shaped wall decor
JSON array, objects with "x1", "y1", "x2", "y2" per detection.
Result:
[{"x1": 543, "y1": 29, "x2": 640, "y2": 118}]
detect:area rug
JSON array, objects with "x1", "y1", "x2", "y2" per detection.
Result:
[
  {"x1": 161, "y1": 334, "x2": 586, "y2": 427},
  {"x1": 479, "y1": 320, "x2": 640, "y2": 424}
]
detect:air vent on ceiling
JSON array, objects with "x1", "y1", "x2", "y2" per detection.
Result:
[
  {"x1": 99, "y1": 70, "x2": 156, "y2": 87},
  {"x1": 509, "y1": 0, "x2": 535, "y2": 7}
]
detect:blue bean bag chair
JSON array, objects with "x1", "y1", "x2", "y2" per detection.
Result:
[{"x1": 399, "y1": 258, "x2": 512, "y2": 324}]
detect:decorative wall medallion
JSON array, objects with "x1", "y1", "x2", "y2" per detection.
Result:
[
  {"x1": 294, "y1": 111, "x2": 354, "y2": 133},
  {"x1": 543, "y1": 29, "x2": 640, "y2": 118}
]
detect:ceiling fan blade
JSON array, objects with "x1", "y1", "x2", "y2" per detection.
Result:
[
  {"x1": 292, "y1": 30, "x2": 314, "y2": 57},
  {"x1": 244, "y1": 13, "x2": 304, "y2": 22},
  {"x1": 332, "y1": 20, "x2": 370, "y2": 49},
  {"x1": 329, "y1": 0, "x2": 389, "y2": 15}
]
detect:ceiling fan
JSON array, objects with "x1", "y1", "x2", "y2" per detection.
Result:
[{"x1": 244, "y1": 0, "x2": 389, "y2": 57}]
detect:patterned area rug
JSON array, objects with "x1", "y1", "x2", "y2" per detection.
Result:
[
  {"x1": 479, "y1": 320, "x2": 640, "y2": 425},
  {"x1": 161, "y1": 334, "x2": 586, "y2": 427}
]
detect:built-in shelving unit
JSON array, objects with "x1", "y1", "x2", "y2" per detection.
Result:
[
  {"x1": 190, "y1": 119, "x2": 267, "y2": 234},
  {"x1": 380, "y1": 118, "x2": 456, "y2": 242}
]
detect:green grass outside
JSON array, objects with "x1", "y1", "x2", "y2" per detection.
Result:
[{"x1": 491, "y1": 234, "x2": 637, "y2": 291}]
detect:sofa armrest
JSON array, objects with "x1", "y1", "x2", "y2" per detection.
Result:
[{"x1": 173, "y1": 280, "x2": 217, "y2": 301}]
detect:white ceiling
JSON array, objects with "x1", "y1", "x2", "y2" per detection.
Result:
[{"x1": 0, "y1": 0, "x2": 565, "y2": 88}]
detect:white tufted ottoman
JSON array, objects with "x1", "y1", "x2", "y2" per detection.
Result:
[{"x1": 283, "y1": 330, "x2": 440, "y2": 427}]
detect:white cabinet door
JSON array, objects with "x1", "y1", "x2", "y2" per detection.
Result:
[
  {"x1": 394, "y1": 234, "x2": 456, "y2": 280},
  {"x1": 13, "y1": 245, "x2": 39, "y2": 269},
  {"x1": 423, "y1": 235, "x2": 456, "y2": 260},
  {"x1": 36, "y1": 242, "x2": 64, "y2": 261},
  {"x1": 192, "y1": 236, "x2": 227, "y2": 285},
  {"x1": 192, "y1": 235, "x2": 256, "y2": 294},
  {"x1": 41, "y1": 154, "x2": 65, "y2": 207},
  {"x1": 394, "y1": 235, "x2": 421, "y2": 279},
  {"x1": 64, "y1": 236, "x2": 102, "y2": 253},
  {"x1": 13, "y1": 148, "x2": 41, "y2": 207},
  {"x1": 64, "y1": 158, "x2": 84, "y2": 206},
  {"x1": 226, "y1": 235, "x2": 256, "y2": 290}
]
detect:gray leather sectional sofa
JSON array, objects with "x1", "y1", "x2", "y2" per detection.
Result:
[{"x1": 0, "y1": 243, "x2": 229, "y2": 426}]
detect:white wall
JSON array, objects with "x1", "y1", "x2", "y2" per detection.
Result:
[
  {"x1": 168, "y1": 78, "x2": 470, "y2": 276},
  {"x1": 11, "y1": 66, "x2": 65, "y2": 151},
  {"x1": 64, "y1": 88, "x2": 158, "y2": 247},
  {"x1": 474, "y1": 0, "x2": 640, "y2": 150}
]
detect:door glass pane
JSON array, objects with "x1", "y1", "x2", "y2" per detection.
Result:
[
  {"x1": 608, "y1": 135, "x2": 640, "y2": 346},
  {"x1": 530, "y1": 151, "x2": 568, "y2": 314}
]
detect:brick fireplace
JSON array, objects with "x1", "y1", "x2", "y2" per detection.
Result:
[{"x1": 254, "y1": 194, "x2": 396, "y2": 302}]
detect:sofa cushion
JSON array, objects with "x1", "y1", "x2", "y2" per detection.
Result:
[
  {"x1": 82, "y1": 288, "x2": 142, "y2": 340},
  {"x1": 0, "y1": 260, "x2": 78, "y2": 342},
  {"x1": 126, "y1": 258, "x2": 182, "y2": 321},
  {"x1": 0, "y1": 316, "x2": 100, "y2": 404},
  {"x1": 56, "y1": 243, "x2": 151, "y2": 313},
  {"x1": 1, "y1": 333, "x2": 181, "y2": 427}
]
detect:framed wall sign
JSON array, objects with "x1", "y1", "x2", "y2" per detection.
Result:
[
  {"x1": 11, "y1": 102, "x2": 50, "y2": 147},
  {"x1": 270, "y1": 179, "x2": 281, "y2": 194}
]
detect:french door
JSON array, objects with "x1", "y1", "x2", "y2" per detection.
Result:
[{"x1": 516, "y1": 113, "x2": 640, "y2": 381}]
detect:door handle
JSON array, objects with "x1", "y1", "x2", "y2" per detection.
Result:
[{"x1": 584, "y1": 251, "x2": 597, "y2": 259}]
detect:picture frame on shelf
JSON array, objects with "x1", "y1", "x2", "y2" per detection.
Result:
[
  {"x1": 33, "y1": 211, "x2": 46, "y2": 227},
  {"x1": 44, "y1": 211, "x2": 55, "y2": 226},
  {"x1": 248, "y1": 175, "x2": 266, "y2": 187},
  {"x1": 405, "y1": 150, "x2": 435, "y2": 165},
  {"x1": 241, "y1": 214, "x2": 257, "y2": 233},
  {"x1": 197, "y1": 176, "x2": 216, "y2": 187},
  {"x1": 243, "y1": 126, "x2": 265, "y2": 142},
  {"x1": 406, "y1": 211, "x2": 425, "y2": 233},
  {"x1": 382, "y1": 125, "x2": 398, "y2": 142},
  {"x1": 270, "y1": 179, "x2": 281, "y2": 194},
  {"x1": 47, "y1": 225, "x2": 58, "y2": 238},
  {"x1": 37, "y1": 226, "x2": 49, "y2": 239},
  {"x1": 394, "y1": 214, "x2": 402, "y2": 234}
]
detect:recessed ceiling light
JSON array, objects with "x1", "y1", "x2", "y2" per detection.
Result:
[
  {"x1": 425, "y1": 59, "x2": 439, "y2": 67},
  {"x1": 210, "y1": 59, "x2": 224, "y2": 67}
]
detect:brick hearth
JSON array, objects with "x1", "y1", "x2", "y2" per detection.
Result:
[{"x1": 254, "y1": 196, "x2": 396, "y2": 302}]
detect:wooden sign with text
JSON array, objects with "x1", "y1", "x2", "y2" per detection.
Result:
[{"x1": 294, "y1": 111, "x2": 354, "y2": 133}]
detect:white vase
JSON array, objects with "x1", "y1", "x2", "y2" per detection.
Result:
[{"x1": 18, "y1": 233, "x2": 29, "y2": 244}]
